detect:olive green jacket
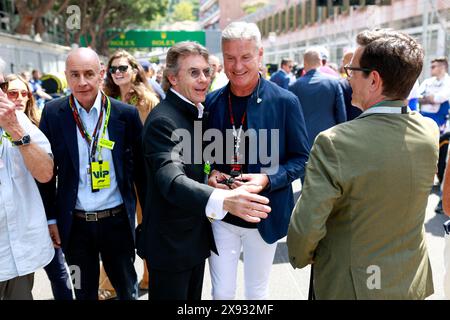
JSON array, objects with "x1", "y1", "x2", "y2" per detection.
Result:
[{"x1": 287, "y1": 109, "x2": 439, "y2": 299}]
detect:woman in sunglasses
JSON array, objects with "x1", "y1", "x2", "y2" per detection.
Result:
[
  {"x1": 3, "y1": 74, "x2": 40, "y2": 126},
  {"x1": 104, "y1": 50, "x2": 159, "y2": 123},
  {"x1": 99, "y1": 50, "x2": 159, "y2": 299}
]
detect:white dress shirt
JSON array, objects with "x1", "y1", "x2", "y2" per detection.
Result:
[
  {"x1": 74, "y1": 91, "x2": 123, "y2": 211},
  {"x1": 170, "y1": 88, "x2": 227, "y2": 220},
  {"x1": 0, "y1": 112, "x2": 54, "y2": 281}
]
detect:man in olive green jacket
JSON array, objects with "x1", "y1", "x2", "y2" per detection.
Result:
[{"x1": 287, "y1": 29, "x2": 439, "y2": 300}]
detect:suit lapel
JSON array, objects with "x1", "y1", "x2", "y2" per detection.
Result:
[
  {"x1": 107, "y1": 102, "x2": 125, "y2": 183},
  {"x1": 59, "y1": 101, "x2": 79, "y2": 173}
]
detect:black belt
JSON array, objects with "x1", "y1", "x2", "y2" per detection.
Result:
[{"x1": 73, "y1": 204, "x2": 125, "y2": 222}]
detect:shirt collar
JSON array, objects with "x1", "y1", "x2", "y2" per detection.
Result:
[
  {"x1": 74, "y1": 91, "x2": 102, "y2": 115},
  {"x1": 170, "y1": 88, "x2": 204, "y2": 118}
]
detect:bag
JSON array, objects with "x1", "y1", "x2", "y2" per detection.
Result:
[{"x1": 444, "y1": 220, "x2": 450, "y2": 299}]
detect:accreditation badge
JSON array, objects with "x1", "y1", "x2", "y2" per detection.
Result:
[
  {"x1": 91, "y1": 160, "x2": 111, "y2": 190},
  {"x1": 99, "y1": 138, "x2": 115, "y2": 150}
]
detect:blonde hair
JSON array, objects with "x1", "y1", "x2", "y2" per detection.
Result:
[
  {"x1": 4, "y1": 74, "x2": 40, "y2": 126},
  {"x1": 104, "y1": 49, "x2": 159, "y2": 123}
]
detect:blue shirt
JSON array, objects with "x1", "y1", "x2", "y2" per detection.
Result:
[{"x1": 74, "y1": 91, "x2": 123, "y2": 211}]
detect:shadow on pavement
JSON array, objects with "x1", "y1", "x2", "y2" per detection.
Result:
[{"x1": 425, "y1": 212, "x2": 449, "y2": 237}]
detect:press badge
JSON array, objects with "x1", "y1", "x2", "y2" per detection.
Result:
[
  {"x1": 98, "y1": 138, "x2": 115, "y2": 150},
  {"x1": 91, "y1": 161, "x2": 111, "y2": 190}
]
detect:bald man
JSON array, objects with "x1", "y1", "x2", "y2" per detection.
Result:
[
  {"x1": 38, "y1": 48, "x2": 145, "y2": 300},
  {"x1": 289, "y1": 48, "x2": 346, "y2": 147},
  {"x1": 338, "y1": 50, "x2": 363, "y2": 121},
  {"x1": 208, "y1": 54, "x2": 228, "y2": 92}
]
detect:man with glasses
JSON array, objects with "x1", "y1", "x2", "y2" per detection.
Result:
[
  {"x1": 288, "y1": 29, "x2": 438, "y2": 299},
  {"x1": 270, "y1": 57, "x2": 294, "y2": 89},
  {"x1": 417, "y1": 57, "x2": 450, "y2": 215},
  {"x1": 38, "y1": 48, "x2": 145, "y2": 300},
  {"x1": 0, "y1": 57, "x2": 55, "y2": 300},
  {"x1": 418, "y1": 57, "x2": 450, "y2": 133},
  {"x1": 138, "y1": 41, "x2": 271, "y2": 300},
  {"x1": 289, "y1": 48, "x2": 346, "y2": 148}
]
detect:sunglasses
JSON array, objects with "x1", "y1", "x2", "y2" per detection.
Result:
[
  {"x1": 109, "y1": 65, "x2": 129, "y2": 74},
  {"x1": 7, "y1": 90, "x2": 30, "y2": 100},
  {"x1": 188, "y1": 67, "x2": 212, "y2": 79}
]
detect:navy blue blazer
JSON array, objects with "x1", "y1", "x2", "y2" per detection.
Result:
[
  {"x1": 270, "y1": 69, "x2": 290, "y2": 89},
  {"x1": 289, "y1": 69, "x2": 346, "y2": 147},
  {"x1": 205, "y1": 78, "x2": 310, "y2": 244},
  {"x1": 38, "y1": 95, "x2": 145, "y2": 250}
]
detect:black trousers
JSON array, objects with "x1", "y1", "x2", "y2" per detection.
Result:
[
  {"x1": 65, "y1": 209, "x2": 137, "y2": 300},
  {"x1": 148, "y1": 261, "x2": 205, "y2": 300}
]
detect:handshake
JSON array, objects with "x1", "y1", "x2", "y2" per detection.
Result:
[{"x1": 208, "y1": 169, "x2": 271, "y2": 223}]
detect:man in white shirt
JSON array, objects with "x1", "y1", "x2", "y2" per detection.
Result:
[
  {"x1": 418, "y1": 57, "x2": 450, "y2": 133},
  {"x1": 0, "y1": 58, "x2": 55, "y2": 300}
]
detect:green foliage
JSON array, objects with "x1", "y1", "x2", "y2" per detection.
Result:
[{"x1": 172, "y1": 1, "x2": 195, "y2": 21}]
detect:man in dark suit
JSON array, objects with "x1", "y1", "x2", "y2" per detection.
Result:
[
  {"x1": 269, "y1": 58, "x2": 293, "y2": 89},
  {"x1": 289, "y1": 48, "x2": 346, "y2": 147},
  {"x1": 138, "y1": 41, "x2": 271, "y2": 300},
  {"x1": 38, "y1": 48, "x2": 144, "y2": 300}
]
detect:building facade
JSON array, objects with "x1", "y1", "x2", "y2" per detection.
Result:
[{"x1": 242, "y1": 0, "x2": 450, "y2": 79}]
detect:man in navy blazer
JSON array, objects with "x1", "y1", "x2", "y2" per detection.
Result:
[
  {"x1": 289, "y1": 48, "x2": 346, "y2": 147},
  {"x1": 269, "y1": 58, "x2": 293, "y2": 89},
  {"x1": 204, "y1": 22, "x2": 310, "y2": 300},
  {"x1": 38, "y1": 48, "x2": 144, "y2": 300}
]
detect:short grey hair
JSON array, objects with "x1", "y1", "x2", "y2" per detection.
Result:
[{"x1": 221, "y1": 22, "x2": 262, "y2": 49}]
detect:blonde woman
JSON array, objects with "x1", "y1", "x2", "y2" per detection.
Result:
[
  {"x1": 104, "y1": 50, "x2": 159, "y2": 122},
  {"x1": 4, "y1": 74, "x2": 40, "y2": 125},
  {"x1": 95, "y1": 50, "x2": 158, "y2": 300}
]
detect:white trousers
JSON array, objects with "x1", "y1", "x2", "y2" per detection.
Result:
[{"x1": 208, "y1": 221, "x2": 277, "y2": 300}]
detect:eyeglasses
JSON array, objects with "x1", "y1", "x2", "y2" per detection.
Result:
[
  {"x1": 109, "y1": 65, "x2": 129, "y2": 74},
  {"x1": 7, "y1": 90, "x2": 30, "y2": 100},
  {"x1": 344, "y1": 64, "x2": 373, "y2": 78},
  {"x1": 188, "y1": 67, "x2": 212, "y2": 79}
]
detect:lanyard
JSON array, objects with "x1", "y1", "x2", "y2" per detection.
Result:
[
  {"x1": 69, "y1": 93, "x2": 111, "y2": 161},
  {"x1": 227, "y1": 92, "x2": 246, "y2": 157}
]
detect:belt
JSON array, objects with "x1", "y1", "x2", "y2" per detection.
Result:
[{"x1": 73, "y1": 205, "x2": 125, "y2": 222}]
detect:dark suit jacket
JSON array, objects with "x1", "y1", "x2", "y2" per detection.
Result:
[
  {"x1": 38, "y1": 95, "x2": 144, "y2": 250},
  {"x1": 339, "y1": 78, "x2": 362, "y2": 121},
  {"x1": 289, "y1": 69, "x2": 346, "y2": 147},
  {"x1": 137, "y1": 90, "x2": 216, "y2": 272},
  {"x1": 270, "y1": 69, "x2": 290, "y2": 89},
  {"x1": 205, "y1": 78, "x2": 310, "y2": 244}
]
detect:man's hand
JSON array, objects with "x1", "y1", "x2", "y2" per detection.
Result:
[
  {"x1": 230, "y1": 173, "x2": 270, "y2": 190},
  {"x1": 0, "y1": 90, "x2": 23, "y2": 139},
  {"x1": 419, "y1": 95, "x2": 435, "y2": 105},
  {"x1": 48, "y1": 224, "x2": 61, "y2": 248},
  {"x1": 223, "y1": 184, "x2": 271, "y2": 223},
  {"x1": 208, "y1": 169, "x2": 231, "y2": 190}
]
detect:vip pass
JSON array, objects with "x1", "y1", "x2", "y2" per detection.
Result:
[{"x1": 69, "y1": 93, "x2": 115, "y2": 192}]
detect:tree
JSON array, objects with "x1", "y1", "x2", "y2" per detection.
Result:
[
  {"x1": 14, "y1": 0, "x2": 67, "y2": 35},
  {"x1": 64, "y1": 0, "x2": 168, "y2": 55},
  {"x1": 172, "y1": 1, "x2": 195, "y2": 22}
]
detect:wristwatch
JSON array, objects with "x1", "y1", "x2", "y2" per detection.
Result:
[{"x1": 11, "y1": 134, "x2": 31, "y2": 146}]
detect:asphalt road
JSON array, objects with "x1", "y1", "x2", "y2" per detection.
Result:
[{"x1": 31, "y1": 180, "x2": 449, "y2": 300}]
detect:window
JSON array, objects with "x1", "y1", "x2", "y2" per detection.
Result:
[{"x1": 289, "y1": 6, "x2": 296, "y2": 30}]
